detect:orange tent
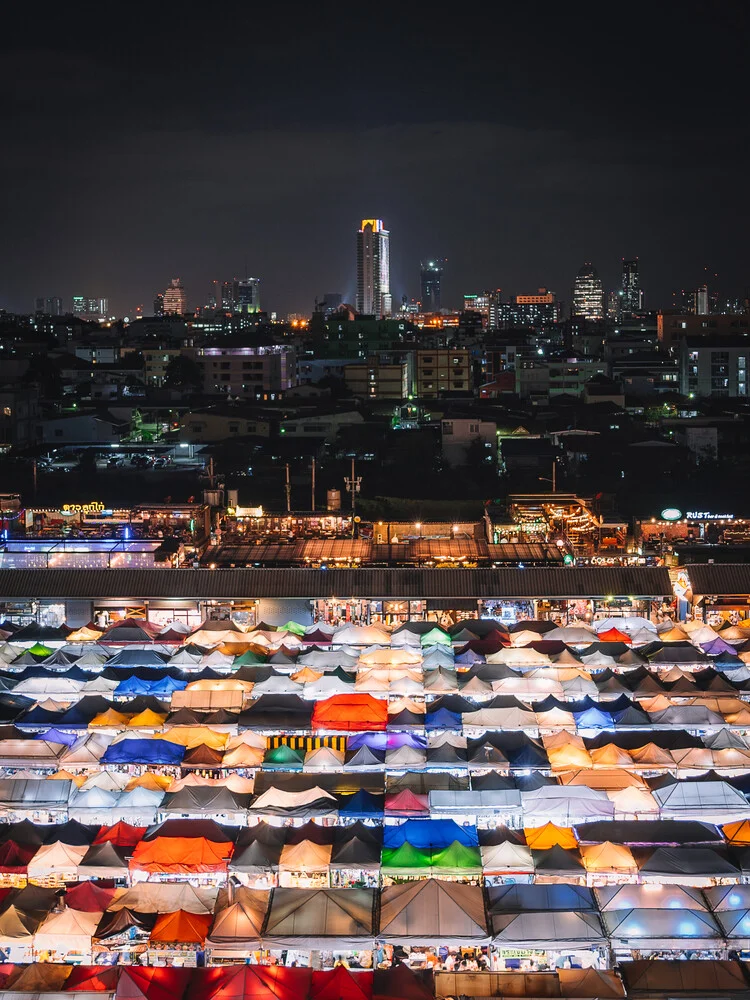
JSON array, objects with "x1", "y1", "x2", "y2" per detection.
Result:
[
  {"x1": 312, "y1": 693, "x2": 388, "y2": 731},
  {"x1": 723, "y1": 820, "x2": 750, "y2": 845},
  {"x1": 597, "y1": 628, "x2": 632, "y2": 643},
  {"x1": 149, "y1": 909, "x2": 212, "y2": 944},
  {"x1": 524, "y1": 822, "x2": 577, "y2": 850},
  {"x1": 130, "y1": 836, "x2": 234, "y2": 874}
]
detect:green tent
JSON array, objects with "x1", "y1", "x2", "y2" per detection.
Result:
[
  {"x1": 264, "y1": 744, "x2": 305, "y2": 766},
  {"x1": 420, "y1": 627, "x2": 452, "y2": 647},
  {"x1": 281, "y1": 621, "x2": 307, "y2": 637},
  {"x1": 232, "y1": 650, "x2": 267, "y2": 666},
  {"x1": 27, "y1": 642, "x2": 54, "y2": 658},
  {"x1": 430, "y1": 840, "x2": 483, "y2": 875},
  {"x1": 381, "y1": 841, "x2": 431, "y2": 875}
]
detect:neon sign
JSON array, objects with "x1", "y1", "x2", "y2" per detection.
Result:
[
  {"x1": 686, "y1": 511, "x2": 734, "y2": 520},
  {"x1": 62, "y1": 502, "x2": 105, "y2": 514}
]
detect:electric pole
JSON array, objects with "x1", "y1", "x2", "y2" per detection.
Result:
[
  {"x1": 285, "y1": 463, "x2": 291, "y2": 512},
  {"x1": 311, "y1": 457, "x2": 316, "y2": 512}
]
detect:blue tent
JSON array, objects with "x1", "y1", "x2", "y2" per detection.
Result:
[
  {"x1": 113, "y1": 675, "x2": 153, "y2": 697},
  {"x1": 573, "y1": 706, "x2": 614, "y2": 728},
  {"x1": 337, "y1": 789, "x2": 385, "y2": 817},
  {"x1": 35, "y1": 727, "x2": 77, "y2": 746},
  {"x1": 384, "y1": 819, "x2": 478, "y2": 849},
  {"x1": 348, "y1": 732, "x2": 427, "y2": 751},
  {"x1": 101, "y1": 738, "x2": 185, "y2": 765},
  {"x1": 425, "y1": 708, "x2": 462, "y2": 730}
]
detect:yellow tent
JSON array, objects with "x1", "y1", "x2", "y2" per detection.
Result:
[
  {"x1": 524, "y1": 822, "x2": 577, "y2": 850},
  {"x1": 547, "y1": 744, "x2": 593, "y2": 770},
  {"x1": 125, "y1": 772, "x2": 173, "y2": 792},
  {"x1": 128, "y1": 709, "x2": 167, "y2": 728},
  {"x1": 629, "y1": 743, "x2": 675, "y2": 768},
  {"x1": 163, "y1": 727, "x2": 228, "y2": 750},
  {"x1": 580, "y1": 840, "x2": 637, "y2": 873},
  {"x1": 590, "y1": 745, "x2": 633, "y2": 768},
  {"x1": 222, "y1": 744, "x2": 265, "y2": 768},
  {"x1": 291, "y1": 667, "x2": 323, "y2": 684},
  {"x1": 90, "y1": 708, "x2": 131, "y2": 728},
  {"x1": 49, "y1": 769, "x2": 86, "y2": 787}
]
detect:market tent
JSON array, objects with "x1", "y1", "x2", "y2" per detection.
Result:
[
  {"x1": 77, "y1": 841, "x2": 130, "y2": 878},
  {"x1": 250, "y1": 786, "x2": 338, "y2": 816},
  {"x1": 263, "y1": 887, "x2": 376, "y2": 948},
  {"x1": 27, "y1": 842, "x2": 88, "y2": 876},
  {"x1": 333, "y1": 625, "x2": 391, "y2": 646},
  {"x1": 524, "y1": 822, "x2": 577, "y2": 851},
  {"x1": 149, "y1": 909, "x2": 212, "y2": 944},
  {"x1": 312, "y1": 694, "x2": 388, "y2": 732},
  {"x1": 64, "y1": 880, "x2": 117, "y2": 912},
  {"x1": 490, "y1": 909, "x2": 605, "y2": 948},
  {"x1": 310, "y1": 966, "x2": 373, "y2": 1000},
  {"x1": 33, "y1": 906, "x2": 101, "y2": 955},
  {"x1": 602, "y1": 906, "x2": 722, "y2": 946},
  {"x1": 378, "y1": 878, "x2": 488, "y2": 943},
  {"x1": 638, "y1": 846, "x2": 740, "y2": 882},
  {"x1": 618, "y1": 960, "x2": 748, "y2": 999},
  {"x1": 207, "y1": 887, "x2": 269, "y2": 944},
  {"x1": 108, "y1": 882, "x2": 217, "y2": 914},
  {"x1": 372, "y1": 963, "x2": 434, "y2": 1000},
  {"x1": 480, "y1": 842, "x2": 534, "y2": 875},
  {"x1": 596, "y1": 883, "x2": 707, "y2": 912},
  {"x1": 278, "y1": 839, "x2": 332, "y2": 873},
  {"x1": 115, "y1": 966, "x2": 192, "y2": 1000},
  {"x1": 383, "y1": 819, "x2": 477, "y2": 849},
  {"x1": 580, "y1": 841, "x2": 638, "y2": 873},
  {"x1": 130, "y1": 836, "x2": 233, "y2": 875},
  {"x1": 187, "y1": 965, "x2": 312, "y2": 1000}
]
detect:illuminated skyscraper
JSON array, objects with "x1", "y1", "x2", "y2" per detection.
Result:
[
  {"x1": 356, "y1": 219, "x2": 391, "y2": 317},
  {"x1": 420, "y1": 258, "x2": 446, "y2": 312},
  {"x1": 572, "y1": 263, "x2": 604, "y2": 320},
  {"x1": 237, "y1": 277, "x2": 261, "y2": 313},
  {"x1": 163, "y1": 278, "x2": 187, "y2": 315},
  {"x1": 621, "y1": 258, "x2": 643, "y2": 314}
]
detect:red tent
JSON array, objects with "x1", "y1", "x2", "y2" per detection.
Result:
[
  {"x1": 373, "y1": 964, "x2": 433, "y2": 1000},
  {"x1": 0, "y1": 965, "x2": 19, "y2": 991},
  {"x1": 65, "y1": 964, "x2": 120, "y2": 991},
  {"x1": 312, "y1": 694, "x2": 388, "y2": 732},
  {"x1": 311, "y1": 966, "x2": 373, "y2": 1000},
  {"x1": 384, "y1": 789, "x2": 429, "y2": 815},
  {"x1": 0, "y1": 840, "x2": 37, "y2": 873},
  {"x1": 94, "y1": 821, "x2": 147, "y2": 847},
  {"x1": 597, "y1": 628, "x2": 632, "y2": 644},
  {"x1": 187, "y1": 965, "x2": 312, "y2": 1000},
  {"x1": 65, "y1": 880, "x2": 118, "y2": 912},
  {"x1": 116, "y1": 966, "x2": 193, "y2": 1000},
  {"x1": 149, "y1": 910, "x2": 212, "y2": 944}
]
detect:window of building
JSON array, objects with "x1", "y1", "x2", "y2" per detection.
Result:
[{"x1": 443, "y1": 422, "x2": 453, "y2": 435}]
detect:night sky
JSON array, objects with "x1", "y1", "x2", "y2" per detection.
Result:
[{"x1": 1, "y1": 3, "x2": 748, "y2": 318}]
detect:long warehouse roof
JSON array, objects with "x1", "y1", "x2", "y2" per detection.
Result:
[{"x1": 0, "y1": 566, "x2": 673, "y2": 600}]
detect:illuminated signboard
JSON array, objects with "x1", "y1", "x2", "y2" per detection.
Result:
[
  {"x1": 686, "y1": 511, "x2": 734, "y2": 520},
  {"x1": 660, "y1": 508, "x2": 682, "y2": 521},
  {"x1": 62, "y1": 502, "x2": 105, "y2": 514}
]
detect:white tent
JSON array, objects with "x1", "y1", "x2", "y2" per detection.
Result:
[
  {"x1": 522, "y1": 786, "x2": 615, "y2": 824},
  {"x1": 33, "y1": 907, "x2": 101, "y2": 958}
]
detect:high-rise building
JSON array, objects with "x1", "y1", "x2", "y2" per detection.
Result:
[
  {"x1": 72, "y1": 296, "x2": 108, "y2": 318},
  {"x1": 356, "y1": 219, "x2": 391, "y2": 318},
  {"x1": 34, "y1": 297, "x2": 63, "y2": 316},
  {"x1": 572, "y1": 263, "x2": 604, "y2": 320},
  {"x1": 221, "y1": 280, "x2": 239, "y2": 311},
  {"x1": 496, "y1": 289, "x2": 559, "y2": 329},
  {"x1": 420, "y1": 258, "x2": 446, "y2": 312},
  {"x1": 163, "y1": 278, "x2": 187, "y2": 315},
  {"x1": 236, "y1": 277, "x2": 261, "y2": 313},
  {"x1": 621, "y1": 258, "x2": 643, "y2": 315},
  {"x1": 153, "y1": 292, "x2": 164, "y2": 316},
  {"x1": 694, "y1": 284, "x2": 709, "y2": 315}
]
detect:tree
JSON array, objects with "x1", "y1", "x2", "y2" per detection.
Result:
[{"x1": 164, "y1": 354, "x2": 203, "y2": 391}]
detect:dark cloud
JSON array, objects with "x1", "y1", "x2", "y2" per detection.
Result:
[{"x1": 1, "y1": 2, "x2": 748, "y2": 315}]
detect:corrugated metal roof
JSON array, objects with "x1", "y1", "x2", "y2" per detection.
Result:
[
  {"x1": 686, "y1": 564, "x2": 750, "y2": 596},
  {"x1": 0, "y1": 566, "x2": 672, "y2": 600}
]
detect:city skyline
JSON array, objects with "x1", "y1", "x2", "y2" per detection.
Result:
[{"x1": 2, "y1": 4, "x2": 748, "y2": 317}]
